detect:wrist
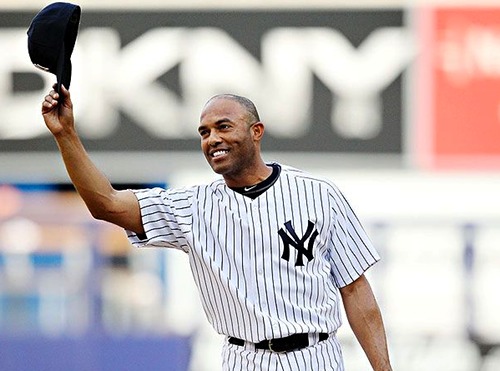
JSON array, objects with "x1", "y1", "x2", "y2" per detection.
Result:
[
  {"x1": 53, "y1": 125, "x2": 77, "y2": 139},
  {"x1": 53, "y1": 127, "x2": 81, "y2": 149}
]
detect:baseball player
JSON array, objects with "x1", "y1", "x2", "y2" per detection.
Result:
[{"x1": 41, "y1": 86, "x2": 392, "y2": 371}]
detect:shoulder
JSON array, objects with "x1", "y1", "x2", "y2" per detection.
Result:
[
  {"x1": 174, "y1": 178, "x2": 226, "y2": 200},
  {"x1": 132, "y1": 185, "x2": 198, "y2": 204},
  {"x1": 278, "y1": 163, "x2": 339, "y2": 190},
  {"x1": 136, "y1": 178, "x2": 226, "y2": 200},
  {"x1": 277, "y1": 163, "x2": 349, "y2": 209}
]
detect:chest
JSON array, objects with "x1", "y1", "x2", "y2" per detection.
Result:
[{"x1": 189, "y1": 185, "x2": 333, "y2": 271}]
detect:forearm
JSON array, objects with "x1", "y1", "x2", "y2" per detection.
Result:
[
  {"x1": 341, "y1": 276, "x2": 392, "y2": 371},
  {"x1": 347, "y1": 298, "x2": 391, "y2": 370},
  {"x1": 54, "y1": 129, "x2": 118, "y2": 220},
  {"x1": 41, "y1": 86, "x2": 143, "y2": 233}
]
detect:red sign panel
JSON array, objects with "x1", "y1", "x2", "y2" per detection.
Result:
[{"x1": 417, "y1": 7, "x2": 500, "y2": 169}]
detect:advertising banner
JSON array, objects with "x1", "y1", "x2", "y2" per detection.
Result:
[
  {"x1": 418, "y1": 7, "x2": 500, "y2": 169},
  {"x1": 0, "y1": 9, "x2": 410, "y2": 154}
]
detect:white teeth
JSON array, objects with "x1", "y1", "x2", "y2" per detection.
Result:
[{"x1": 212, "y1": 150, "x2": 228, "y2": 157}]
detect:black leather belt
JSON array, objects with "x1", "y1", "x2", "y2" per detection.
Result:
[{"x1": 228, "y1": 333, "x2": 328, "y2": 353}]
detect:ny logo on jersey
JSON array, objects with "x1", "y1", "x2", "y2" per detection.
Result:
[{"x1": 278, "y1": 220, "x2": 319, "y2": 266}]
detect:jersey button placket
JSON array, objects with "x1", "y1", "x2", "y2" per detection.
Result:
[
  {"x1": 245, "y1": 198, "x2": 259, "y2": 306},
  {"x1": 254, "y1": 199, "x2": 269, "y2": 315}
]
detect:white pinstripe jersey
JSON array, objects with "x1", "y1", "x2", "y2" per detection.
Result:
[{"x1": 126, "y1": 164, "x2": 380, "y2": 343}]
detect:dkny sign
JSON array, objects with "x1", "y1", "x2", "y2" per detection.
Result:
[{"x1": 0, "y1": 9, "x2": 413, "y2": 153}]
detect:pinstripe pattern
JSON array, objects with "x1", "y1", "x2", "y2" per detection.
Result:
[
  {"x1": 126, "y1": 164, "x2": 379, "y2": 368},
  {"x1": 222, "y1": 333, "x2": 345, "y2": 371}
]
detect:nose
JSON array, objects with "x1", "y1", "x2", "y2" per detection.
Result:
[{"x1": 207, "y1": 131, "x2": 222, "y2": 147}]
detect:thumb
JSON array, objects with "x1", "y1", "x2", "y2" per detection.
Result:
[{"x1": 59, "y1": 84, "x2": 71, "y2": 104}]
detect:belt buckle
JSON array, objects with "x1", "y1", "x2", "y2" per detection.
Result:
[{"x1": 268, "y1": 339, "x2": 287, "y2": 353}]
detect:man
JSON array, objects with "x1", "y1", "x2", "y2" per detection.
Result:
[{"x1": 41, "y1": 85, "x2": 392, "y2": 371}]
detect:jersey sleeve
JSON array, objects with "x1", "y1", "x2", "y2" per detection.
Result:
[
  {"x1": 327, "y1": 184, "x2": 380, "y2": 288},
  {"x1": 126, "y1": 187, "x2": 191, "y2": 253}
]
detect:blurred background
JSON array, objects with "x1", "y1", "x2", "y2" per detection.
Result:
[{"x1": 1, "y1": 0, "x2": 500, "y2": 370}]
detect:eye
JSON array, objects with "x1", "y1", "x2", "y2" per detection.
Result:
[{"x1": 198, "y1": 129, "x2": 209, "y2": 138}]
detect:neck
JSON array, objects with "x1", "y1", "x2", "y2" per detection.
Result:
[{"x1": 223, "y1": 161, "x2": 272, "y2": 188}]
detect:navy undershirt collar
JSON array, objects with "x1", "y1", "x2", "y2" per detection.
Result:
[{"x1": 230, "y1": 163, "x2": 281, "y2": 199}]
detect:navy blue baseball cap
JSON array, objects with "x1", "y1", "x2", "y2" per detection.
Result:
[{"x1": 27, "y1": 2, "x2": 81, "y2": 93}]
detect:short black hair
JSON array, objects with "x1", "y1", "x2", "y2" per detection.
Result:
[{"x1": 206, "y1": 94, "x2": 261, "y2": 123}]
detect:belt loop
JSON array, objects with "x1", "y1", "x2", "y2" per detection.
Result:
[
  {"x1": 308, "y1": 333, "x2": 318, "y2": 346},
  {"x1": 244, "y1": 340, "x2": 255, "y2": 352}
]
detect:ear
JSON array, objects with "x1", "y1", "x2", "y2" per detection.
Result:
[{"x1": 251, "y1": 121, "x2": 265, "y2": 141}]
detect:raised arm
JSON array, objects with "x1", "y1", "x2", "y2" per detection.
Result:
[
  {"x1": 41, "y1": 85, "x2": 144, "y2": 234},
  {"x1": 340, "y1": 274, "x2": 392, "y2": 371}
]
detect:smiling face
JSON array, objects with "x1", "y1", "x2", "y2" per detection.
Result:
[{"x1": 198, "y1": 95, "x2": 265, "y2": 185}]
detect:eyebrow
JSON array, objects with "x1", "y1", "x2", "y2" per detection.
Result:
[
  {"x1": 214, "y1": 118, "x2": 231, "y2": 125},
  {"x1": 198, "y1": 118, "x2": 232, "y2": 132}
]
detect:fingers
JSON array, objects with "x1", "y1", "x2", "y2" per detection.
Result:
[
  {"x1": 42, "y1": 90, "x2": 58, "y2": 110},
  {"x1": 42, "y1": 84, "x2": 71, "y2": 114},
  {"x1": 41, "y1": 86, "x2": 64, "y2": 114}
]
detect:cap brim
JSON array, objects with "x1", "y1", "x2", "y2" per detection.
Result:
[{"x1": 56, "y1": 42, "x2": 72, "y2": 93}]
